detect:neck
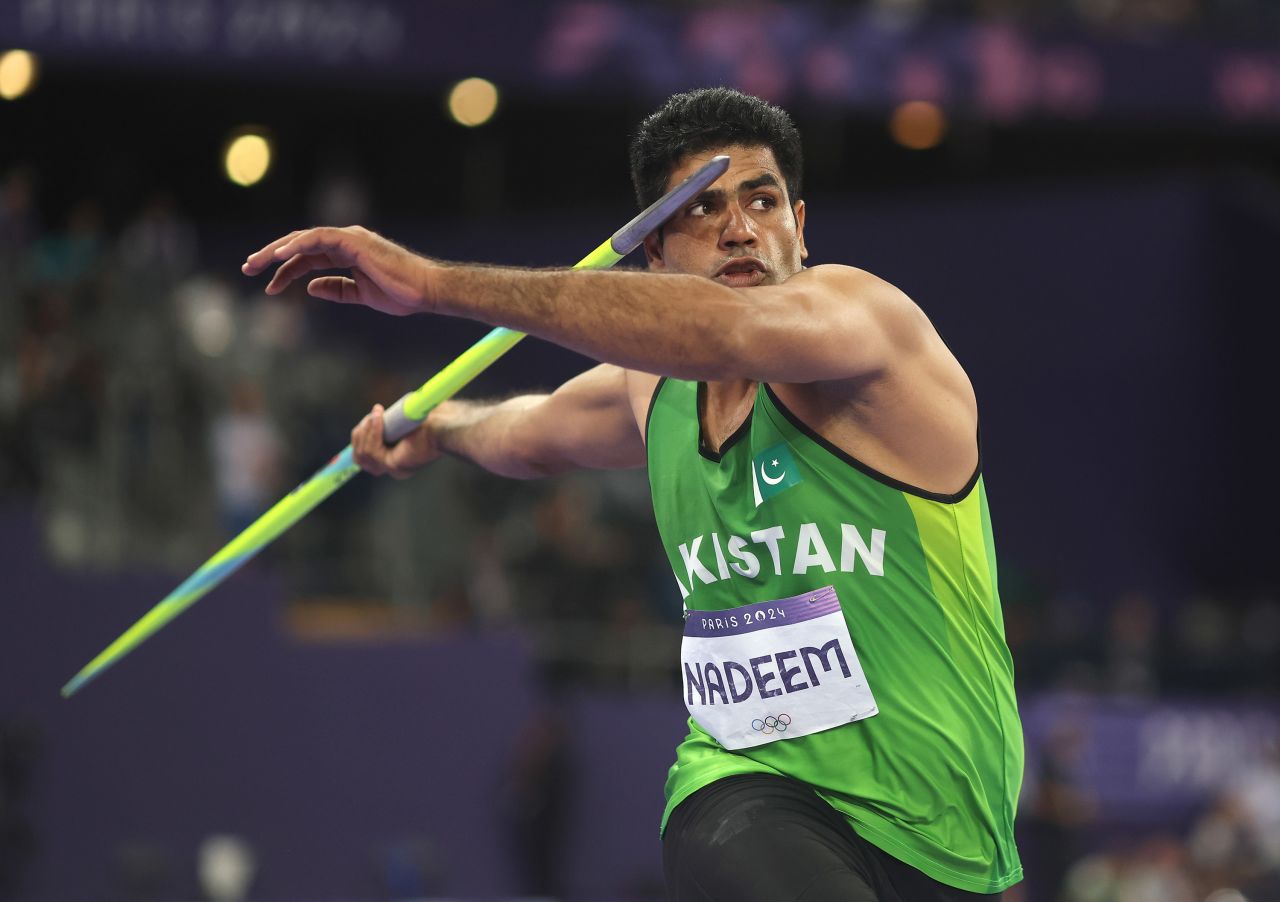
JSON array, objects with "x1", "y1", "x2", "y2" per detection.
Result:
[{"x1": 706, "y1": 377, "x2": 756, "y2": 394}]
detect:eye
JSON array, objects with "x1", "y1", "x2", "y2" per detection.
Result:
[
  {"x1": 749, "y1": 195, "x2": 776, "y2": 211},
  {"x1": 688, "y1": 201, "x2": 713, "y2": 217}
]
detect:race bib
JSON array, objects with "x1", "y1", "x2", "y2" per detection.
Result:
[{"x1": 681, "y1": 586, "x2": 878, "y2": 750}]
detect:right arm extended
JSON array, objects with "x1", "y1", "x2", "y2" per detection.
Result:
[{"x1": 351, "y1": 364, "x2": 645, "y2": 480}]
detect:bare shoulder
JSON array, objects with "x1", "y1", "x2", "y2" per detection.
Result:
[
  {"x1": 771, "y1": 265, "x2": 980, "y2": 493},
  {"x1": 789, "y1": 262, "x2": 895, "y2": 291},
  {"x1": 783, "y1": 264, "x2": 932, "y2": 351},
  {"x1": 762, "y1": 263, "x2": 936, "y2": 365},
  {"x1": 785, "y1": 262, "x2": 903, "y2": 297},
  {"x1": 768, "y1": 262, "x2": 942, "y2": 378}
]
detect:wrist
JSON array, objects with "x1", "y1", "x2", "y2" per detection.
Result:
[
  {"x1": 424, "y1": 400, "x2": 467, "y2": 451},
  {"x1": 422, "y1": 260, "x2": 463, "y2": 317}
]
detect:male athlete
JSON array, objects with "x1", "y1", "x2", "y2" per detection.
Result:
[{"x1": 244, "y1": 88, "x2": 1023, "y2": 901}]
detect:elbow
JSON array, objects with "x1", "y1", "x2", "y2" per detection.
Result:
[
  {"x1": 513, "y1": 451, "x2": 565, "y2": 479},
  {"x1": 501, "y1": 426, "x2": 560, "y2": 480}
]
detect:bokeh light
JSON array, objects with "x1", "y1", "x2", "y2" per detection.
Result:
[
  {"x1": 447, "y1": 77, "x2": 500, "y2": 127},
  {"x1": 224, "y1": 130, "x2": 272, "y2": 187},
  {"x1": 889, "y1": 100, "x2": 947, "y2": 150},
  {"x1": 0, "y1": 49, "x2": 38, "y2": 100}
]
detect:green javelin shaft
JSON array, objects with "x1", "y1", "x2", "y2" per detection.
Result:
[{"x1": 61, "y1": 154, "x2": 731, "y2": 698}]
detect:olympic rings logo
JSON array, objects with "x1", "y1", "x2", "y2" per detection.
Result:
[{"x1": 751, "y1": 714, "x2": 792, "y2": 734}]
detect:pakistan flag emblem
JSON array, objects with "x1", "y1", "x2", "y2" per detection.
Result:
[{"x1": 752, "y1": 442, "x2": 802, "y2": 507}]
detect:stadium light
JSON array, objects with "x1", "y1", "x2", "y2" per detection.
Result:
[
  {"x1": 447, "y1": 77, "x2": 499, "y2": 127},
  {"x1": 0, "y1": 49, "x2": 38, "y2": 100},
  {"x1": 224, "y1": 129, "x2": 273, "y2": 187},
  {"x1": 889, "y1": 100, "x2": 947, "y2": 150}
]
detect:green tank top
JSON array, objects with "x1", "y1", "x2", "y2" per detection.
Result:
[{"x1": 646, "y1": 378, "x2": 1023, "y2": 894}]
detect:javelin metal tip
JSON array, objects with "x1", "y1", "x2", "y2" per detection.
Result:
[{"x1": 609, "y1": 154, "x2": 731, "y2": 256}]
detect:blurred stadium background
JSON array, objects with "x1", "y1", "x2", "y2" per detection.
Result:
[{"x1": 2, "y1": 0, "x2": 1279, "y2": 899}]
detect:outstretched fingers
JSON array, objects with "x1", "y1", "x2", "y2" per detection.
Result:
[
  {"x1": 271, "y1": 226, "x2": 361, "y2": 265},
  {"x1": 243, "y1": 226, "x2": 359, "y2": 277},
  {"x1": 264, "y1": 251, "x2": 345, "y2": 295},
  {"x1": 242, "y1": 229, "x2": 303, "y2": 275},
  {"x1": 244, "y1": 225, "x2": 419, "y2": 315}
]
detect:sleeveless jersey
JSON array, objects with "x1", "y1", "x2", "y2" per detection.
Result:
[{"x1": 646, "y1": 378, "x2": 1023, "y2": 894}]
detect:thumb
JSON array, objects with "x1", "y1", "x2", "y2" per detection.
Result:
[
  {"x1": 308, "y1": 276, "x2": 360, "y2": 303},
  {"x1": 386, "y1": 437, "x2": 427, "y2": 478}
]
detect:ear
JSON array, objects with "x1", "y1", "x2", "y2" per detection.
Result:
[
  {"x1": 643, "y1": 229, "x2": 666, "y2": 270},
  {"x1": 793, "y1": 199, "x2": 809, "y2": 262}
]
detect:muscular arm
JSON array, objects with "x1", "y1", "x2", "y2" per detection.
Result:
[
  {"x1": 426, "y1": 263, "x2": 922, "y2": 384},
  {"x1": 246, "y1": 229, "x2": 925, "y2": 385},
  {"x1": 353, "y1": 364, "x2": 645, "y2": 480}
]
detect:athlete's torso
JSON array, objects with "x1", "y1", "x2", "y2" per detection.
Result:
[{"x1": 641, "y1": 375, "x2": 1023, "y2": 894}]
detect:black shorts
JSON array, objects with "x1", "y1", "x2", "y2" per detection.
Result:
[{"x1": 662, "y1": 774, "x2": 1001, "y2": 902}]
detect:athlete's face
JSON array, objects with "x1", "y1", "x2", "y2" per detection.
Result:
[{"x1": 643, "y1": 144, "x2": 808, "y2": 288}]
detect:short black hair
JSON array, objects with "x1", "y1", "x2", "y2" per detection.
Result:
[{"x1": 629, "y1": 87, "x2": 803, "y2": 211}]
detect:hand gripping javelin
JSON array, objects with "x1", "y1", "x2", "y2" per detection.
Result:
[{"x1": 60, "y1": 154, "x2": 731, "y2": 698}]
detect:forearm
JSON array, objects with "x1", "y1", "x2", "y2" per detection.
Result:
[
  {"x1": 428, "y1": 266, "x2": 751, "y2": 380},
  {"x1": 429, "y1": 396, "x2": 550, "y2": 479}
]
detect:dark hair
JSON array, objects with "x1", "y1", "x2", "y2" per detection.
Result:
[{"x1": 629, "y1": 87, "x2": 803, "y2": 211}]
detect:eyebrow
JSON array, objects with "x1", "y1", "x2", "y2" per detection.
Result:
[
  {"x1": 688, "y1": 173, "x2": 784, "y2": 207},
  {"x1": 740, "y1": 174, "x2": 781, "y2": 192}
]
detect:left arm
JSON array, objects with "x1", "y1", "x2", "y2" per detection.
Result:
[{"x1": 243, "y1": 227, "x2": 926, "y2": 384}]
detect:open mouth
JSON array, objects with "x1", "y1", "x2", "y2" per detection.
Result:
[{"x1": 714, "y1": 257, "x2": 767, "y2": 287}]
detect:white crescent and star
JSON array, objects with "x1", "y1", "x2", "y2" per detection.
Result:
[{"x1": 760, "y1": 458, "x2": 786, "y2": 486}]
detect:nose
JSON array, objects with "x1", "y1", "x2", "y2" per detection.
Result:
[{"x1": 719, "y1": 202, "x2": 757, "y2": 249}]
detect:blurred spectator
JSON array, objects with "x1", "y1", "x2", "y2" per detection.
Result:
[
  {"x1": 1237, "y1": 597, "x2": 1280, "y2": 695},
  {"x1": 501, "y1": 704, "x2": 572, "y2": 899},
  {"x1": 1190, "y1": 744, "x2": 1280, "y2": 898},
  {"x1": 1022, "y1": 718, "x2": 1098, "y2": 901},
  {"x1": 27, "y1": 200, "x2": 104, "y2": 289},
  {"x1": 14, "y1": 287, "x2": 103, "y2": 472},
  {"x1": 466, "y1": 526, "x2": 516, "y2": 626},
  {"x1": 1062, "y1": 837, "x2": 1196, "y2": 902},
  {"x1": 1191, "y1": 794, "x2": 1261, "y2": 892},
  {"x1": 209, "y1": 380, "x2": 284, "y2": 535},
  {"x1": 118, "y1": 192, "x2": 197, "y2": 278},
  {"x1": 1171, "y1": 594, "x2": 1236, "y2": 693},
  {"x1": 593, "y1": 588, "x2": 661, "y2": 689},
  {"x1": 0, "y1": 167, "x2": 37, "y2": 273},
  {"x1": 0, "y1": 722, "x2": 41, "y2": 900},
  {"x1": 1113, "y1": 836, "x2": 1197, "y2": 902},
  {"x1": 1106, "y1": 591, "x2": 1159, "y2": 697},
  {"x1": 512, "y1": 479, "x2": 633, "y2": 621}
]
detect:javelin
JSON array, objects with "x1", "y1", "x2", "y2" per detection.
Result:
[{"x1": 61, "y1": 154, "x2": 730, "y2": 698}]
